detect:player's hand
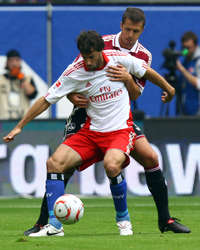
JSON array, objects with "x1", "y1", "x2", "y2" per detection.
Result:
[
  {"x1": 67, "y1": 93, "x2": 89, "y2": 108},
  {"x1": 106, "y1": 64, "x2": 132, "y2": 84},
  {"x1": 161, "y1": 87, "x2": 175, "y2": 103},
  {"x1": 3, "y1": 127, "x2": 22, "y2": 143}
]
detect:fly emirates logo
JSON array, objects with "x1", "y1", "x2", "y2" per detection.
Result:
[{"x1": 89, "y1": 86, "x2": 123, "y2": 103}]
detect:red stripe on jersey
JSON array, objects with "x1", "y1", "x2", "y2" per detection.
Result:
[
  {"x1": 104, "y1": 50, "x2": 127, "y2": 57},
  {"x1": 127, "y1": 104, "x2": 134, "y2": 128},
  {"x1": 83, "y1": 116, "x2": 91, "y2": 129},
  {"x1": 73, "y1": 54, "x2": 81, "y2": 63},
  {"x1": 130, "y1": 51, "x2": 150, "y2": 65},
  {"x1": 103, "y1": 34, "x2": 119, "y2": 50},
  {"x1": 64, "y1": 61, "x2": 84, "y2": 76},
  {"x1": 135, "y1": 78, "x2": 145, "y2": 88}
]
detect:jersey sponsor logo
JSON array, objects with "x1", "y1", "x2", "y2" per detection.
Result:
[
  {"x1": 99, "y1": 86, "x2": 111, "y2": 93},
  {"x1": 89, "y1": 89, "x2": 123, "y2": 103}
]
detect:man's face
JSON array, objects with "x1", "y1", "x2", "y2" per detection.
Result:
[
  {"x1": 182, "y1": 39, "x2": 197, "y2": 58},
  {"x1": 120, "y1": 18, "x2": 144, "y2": 49},
  {"x1": 7, "y1": 56, "x2": 21, "y2": 70},
  {"x1": 82, "y1": 50, "x2": 103, "y2": 71}
]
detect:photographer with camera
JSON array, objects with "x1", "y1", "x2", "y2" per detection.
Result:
[
  {"x1": 176, "y1": 31, "x2": 200, "y2": 116},
  {"x1": 0, "y1": 49, "x2": 38, "y2": 119},
  {"x1": 161, "y1": 40, "x2": 188, "y2": 116}
]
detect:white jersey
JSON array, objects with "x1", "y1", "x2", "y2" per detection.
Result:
[{"x1": 45, "y1": 50, "x2": 147, "y2": 132}]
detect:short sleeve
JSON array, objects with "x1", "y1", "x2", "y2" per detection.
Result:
[
  {"x1": 118, "y1": 53, "x2": 147, "y2": 79},
  {"x1": 45, "y1": 72, "x2": 78, "y2": 104}
]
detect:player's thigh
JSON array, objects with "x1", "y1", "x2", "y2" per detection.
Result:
[
  {"x1": 48, "y1": 144, "x2": 82, "y2": 172},
  {"x1": 104, "y1": 149, "x2": 126, "y2": 168},
  {"x1": 130, "y1": 137, "x2": 158, "y2": 168}
]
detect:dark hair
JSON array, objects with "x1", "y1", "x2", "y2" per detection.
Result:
[
  {"x1": 122, "y1": 7, "x2": 146, "y2": 26},
  {"x1": 6, "y1": 49, "x2": 21, "y2": 58},
  {"x1": 77, "y1": 30, "x2": 105, "y2": 54},
  {"x1": 181, "y1": 31, "x2": 198, "y2": 45}
]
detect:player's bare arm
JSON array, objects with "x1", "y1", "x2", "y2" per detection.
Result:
[
  {"x1": 3, "y1": 96, "x2": 50, "y2": 143},
  {"x1": 106, "y1": 64, "x2": 141, "y2": 100},
  {"x1": 67, "y1": 93, "x2": 89, "y2": 108},
  {"x1": 144, "y1": 67, "x2": 175, "y2": 103}
]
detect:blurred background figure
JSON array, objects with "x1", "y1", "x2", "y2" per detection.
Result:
[
  {"x1": 176, "y1": 31, "x2": 200, "y2": 116},
  {"x1": 0, "y1": 49, "x2": 37, "y2": 119}
]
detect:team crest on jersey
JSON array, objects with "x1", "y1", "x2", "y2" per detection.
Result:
[
  {"x1": 86, "y1": 81, "x2": 92, "y2": 88},
  {"x1": 56, "y1": 81, "x2": 61, "y2": 87}
]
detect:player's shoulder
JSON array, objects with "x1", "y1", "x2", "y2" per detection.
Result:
[
  {"x1": 102, "y1": 34, "x2": 116, "y2": 42},
  {"x1": 137, "y1": 42, "x2": 152, "y2": 59},
  {"x1": 135, "y1": 42, "x2": 152, "y2": 65},
  {"x1": 104, "y1": 49, "x2": 128, "y2": 57},
  {"x1": 103, "y1": 34, "x2": 117, "y2": 50},
  {"x1": 137, "y1": 42, "x2": 152, "y2": 55},
  {"x1": 63, "y1": 56, "x2": 84, "y2": 77}
]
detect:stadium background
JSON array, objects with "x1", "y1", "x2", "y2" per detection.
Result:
[{"x1": 0, "y1": 2, "x2": 200, "y2": 197}]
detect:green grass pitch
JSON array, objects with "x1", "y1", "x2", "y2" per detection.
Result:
[{"x1": 0, "y1": 196, "x2": 199, "y2": 250}]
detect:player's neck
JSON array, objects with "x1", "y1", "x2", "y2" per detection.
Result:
[{"x1": 119, "y1": 35, "x2": 135, "y2": 51}]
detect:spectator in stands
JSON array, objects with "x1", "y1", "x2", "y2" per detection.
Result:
[
  {"x1": 0, "y1": 49, "x2": 37, "y2": 119},
  {"x1": 176, "y1": 31, "x2": 200, "y2": 115}
]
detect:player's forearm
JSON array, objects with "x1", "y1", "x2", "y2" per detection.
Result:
[
  {"x1": 16, "y1": 96, "x2": 50, "y2": 129},
  {"x1": 124, "y1": 76, "x2": 141, "y2": 100},
  {"x1": 144, "y1": 67, "x2": 175, "y2": 95}
]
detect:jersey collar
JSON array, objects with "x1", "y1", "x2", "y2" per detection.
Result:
[{"x1": 113, "y1": 32, "x2": 139, "y2": 53}]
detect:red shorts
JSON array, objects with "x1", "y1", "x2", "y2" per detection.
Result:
[{"x1": 62, "y1": 127, "x2": 136, "y2": 171}]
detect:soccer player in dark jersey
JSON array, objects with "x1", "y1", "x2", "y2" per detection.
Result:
[{"x1": 24, "y1": 8, "x2": 190, "y2": 235}]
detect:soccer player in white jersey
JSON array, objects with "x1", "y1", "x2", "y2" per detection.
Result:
[
  {"x1": 4, "y1": 30, "x2": 177, "y2": 237},
  {"x1": 23, "y1": 8, "x2": 190, "y2": 236}
]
